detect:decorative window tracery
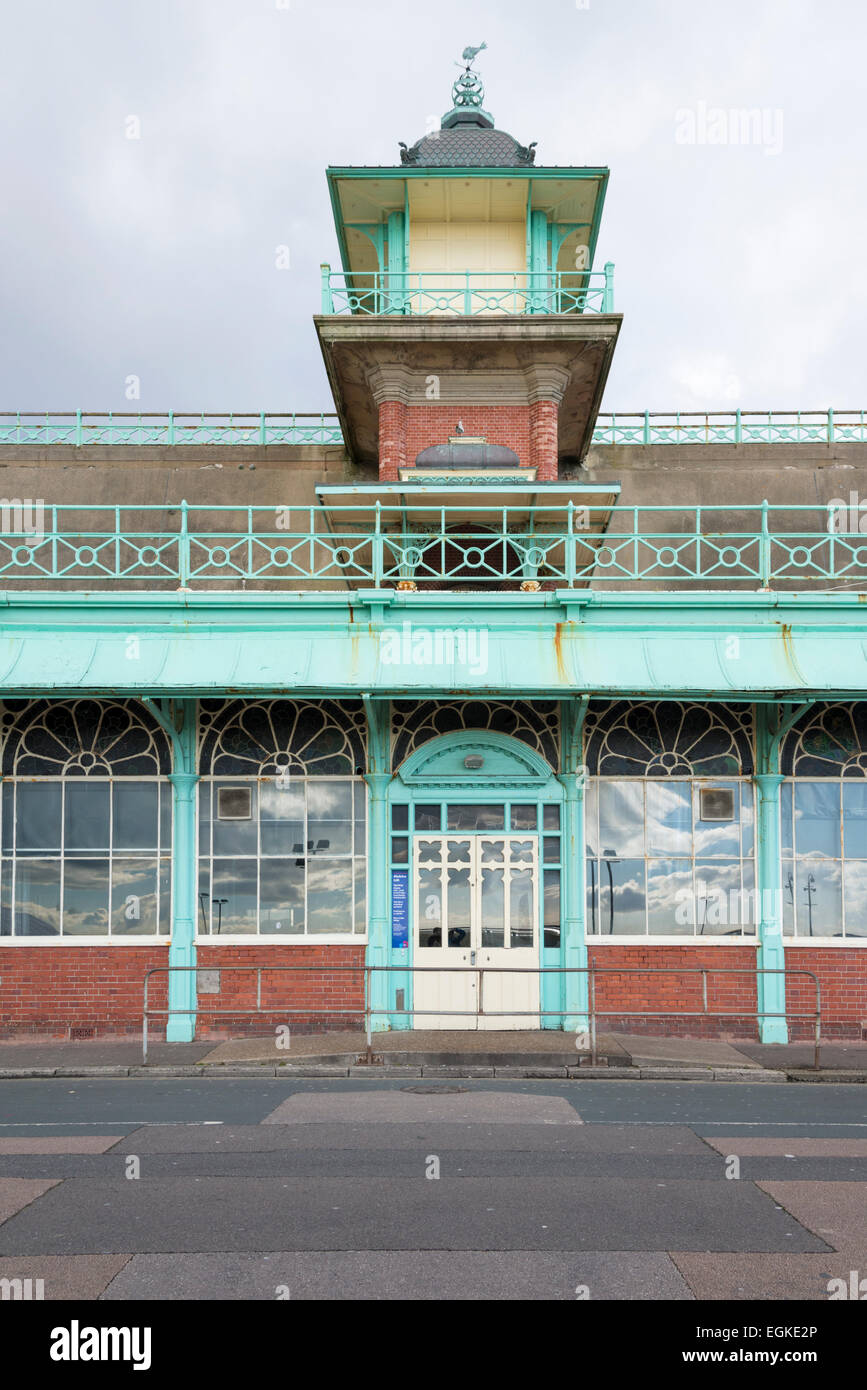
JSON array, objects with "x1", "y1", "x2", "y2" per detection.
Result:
[
  {"x1": 585, "y1": 701, "x2": 753, "y2": 778},
  {"x1": 392, "y1": 700, "x2": 560, "y2": 772},
  {"x1": 1, "y1": 699, "x2": 171, "y2": 777},
  {"x1": 781, "y1": 703, "x2": 867, "y2": 778},
  {"x1": 199, "y1": 700, "x2": 367, "y2": 777}
]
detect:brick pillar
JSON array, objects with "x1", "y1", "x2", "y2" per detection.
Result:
[
  {"x1": 378, "y1": 400, "x2": 407, "y2": 482},
  {"x1": 529, "y1": 399, "x2": 559, "y2": 481}
]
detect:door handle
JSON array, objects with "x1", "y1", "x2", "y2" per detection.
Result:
[{"x1": 470, "y1": 950, "x2": 477, "y2": 966}]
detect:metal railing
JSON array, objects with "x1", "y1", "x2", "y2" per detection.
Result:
[
  {"x1": 0, "y1": 412, "x2": 343, "y2": 448},
  {"x1": 141, "y1": 963, "x2": 822, "y2": 1069},
  {"x1": 1, "y1": 501, "x2": 866, "y2": 590},
  {"x1": 3, "y1": 409, "x2": 866, "y2": 450},
  {"x1": 593, "y1": 409, "x2": 867, "y2": 446},
  {"x1": 320, "y1": 265, "x2": 614, "y2": 317}
]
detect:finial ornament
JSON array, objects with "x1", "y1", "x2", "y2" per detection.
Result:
[{"x1": 452, "y1": 41, "x2": 487, "y2": 112}]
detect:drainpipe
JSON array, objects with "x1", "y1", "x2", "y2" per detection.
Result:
[
  {"x1": 754, "y1": 701, "x2": 813, "y2": 1044},
  {"x1": 143, "y1": 698, "x2": 198, "y2": 1043},
  {"x1": 557, "y1": 695, "x2": 590, "y2": 1033}
]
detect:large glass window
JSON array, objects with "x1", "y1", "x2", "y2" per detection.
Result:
[
  {"x1": 198, "y1": 778, "x2": 366, "y2": 938},
  {"x1": 0, "y1": 780, "x2": 171, "y2": 938},
  {"x1": 0, "y1": 699, "x2": 172, "y2": 939},
  {"x1": 586, "y1": 779, "x2": 755, "y2": 937},
  {"x1": 782, "y1": 781, "x2": 867, "y2": 938}
]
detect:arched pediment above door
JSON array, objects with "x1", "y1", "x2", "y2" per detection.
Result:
[{"x1": 396, "y1": 729, "x2": 554, "y2": 790}]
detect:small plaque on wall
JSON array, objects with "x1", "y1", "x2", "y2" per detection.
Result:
[
  {"x1": 198, "y1": 970, "x2": 221, "y2": 996},
  {"x1": 391, "y1": 871, "x2": 409, "y2": 949}
]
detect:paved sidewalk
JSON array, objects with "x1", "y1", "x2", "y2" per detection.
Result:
[{"x1": 1, "y1": 1031, "x2": 866, "y2": 1081}]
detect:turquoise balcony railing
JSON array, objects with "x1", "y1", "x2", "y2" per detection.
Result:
[
  {"x1": 593, "y1": 410, "x2": 867, "y2": 445},
  {"x1": 320, "y1": 265, "x2": 615, "y2": 316},
  {"x1": 0, "y1": 502, "x2": 864, "y2": 591},
  {"x1": 0, "y1": 412, "x2": 344, "y2": 448},
  {"x1": 3, "y1": 409, "x2": 864, "y2": 450}
]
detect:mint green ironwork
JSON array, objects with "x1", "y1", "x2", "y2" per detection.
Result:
[
  {"x1": 6, "y1": 408, "x2": 867, "y2": 450},
  {"x1": 556, "y1": 696, "x2": 590, "y2": 1032},
  {"x1": 754, "y1": 703, "x2": 812, "y2": 1045},
  {"x1": 322, "y1": 267, "x2": 612, "y2": 316},
  {"x1": 590, "y1": 410, "x2": 867, "y2": 445},
  {"x1": 1, "y1": 501, "x2": 865, "y2": 590},
  {"x1": 142, "y1": 698, "x2": 198, "y2": 1043},
  {"x1": 363, "y1": 695, "x2": 394, "y2": 1033},
  {"x1": 0, "y1": 411, "x2": 343, "y2": 448}
]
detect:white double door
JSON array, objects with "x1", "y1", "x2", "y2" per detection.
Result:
[{"x1": 413, "y1": 834, "x2": 539, "y2": 1030}]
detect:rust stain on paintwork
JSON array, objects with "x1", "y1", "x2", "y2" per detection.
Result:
[
  {"x1": 778, "y1": 623, "x2": 799, "y2": 678},
  {"x1": 553, "y1": 623, "x2": 568, "y2": 684}
]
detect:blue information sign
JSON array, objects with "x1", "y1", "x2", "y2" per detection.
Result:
[{"x1": 391, "y1": 870, "x2": 409, "y2": 949}]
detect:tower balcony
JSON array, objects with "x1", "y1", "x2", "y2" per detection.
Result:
[{"x1": 320, "y1": 265, "x2": 614, "y2": 318}]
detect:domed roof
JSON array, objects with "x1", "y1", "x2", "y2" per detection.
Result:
[
  {"x1": 400, "y1": 116, "x2": 537, "y2": 169},
  {"x1": 399, "y1": 51, "x2": 537, "y2": 169}
]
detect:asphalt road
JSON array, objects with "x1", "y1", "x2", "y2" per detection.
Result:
[{"x1": 0, "y1": 1078, "x2": 865, "y2": 1301}]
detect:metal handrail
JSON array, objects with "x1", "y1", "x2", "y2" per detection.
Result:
[
  {"x1": 320, "y1": 266, "x2": 614, "y2": 317},
  {"x1": 141, "y1": 963, "x2": 822, "y2": 1070},
  {"x1": 1, "y1": 501, "x2": 865, "y2": 589},
  {"x1": 3, "y1": 409, "x2": 866, "y2": 449}
]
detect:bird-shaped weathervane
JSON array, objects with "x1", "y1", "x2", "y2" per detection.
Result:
[{"x1": 459, "y1": 42, "x2": 487, "y2": 71}]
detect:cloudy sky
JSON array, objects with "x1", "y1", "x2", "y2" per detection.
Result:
[{"x1": 1, "y1": 0, "x2": 865, "y2": 418}]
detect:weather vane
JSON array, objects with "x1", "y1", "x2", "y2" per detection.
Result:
[
  {"x1": 452, "y1": 42, "x2": 487, "y2": 112},
  {"x1": 457, "y1": 42, "x2": 487, "y2": 72}
]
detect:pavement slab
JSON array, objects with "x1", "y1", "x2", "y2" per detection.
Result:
[
  {"x1": 117, "y1": 1121, "x2": 710, "y2": 1154},
  {"x1": 703, "y1": 1138, "x2": 867, "y2": 1158},
  {"x1": 260, "y1": 1090, "x2": 583, "y2": 1125},
  {"x1": 671, "y1": 1252, "x2": 859, "y2": 1301},
  {"x1": 0, "y1": 1178, "x2": 61, "y2": 1225},
  {"x1": 610, "y1": 1035, "x2": 760, "y2": 1069},
  {"x1": 757, "y1": 1181, "x2": 867, "y2": 1251},
  {"x1": 0, "y1": 1253, "x2": 131, "y2": 1300},
  {"x1": 100, "y1": 1249, "x2": 694, "y2": 1301},
  {"x1": 0, "y1": 1175, "x2": 833, "y2": 1255},
  {"x1": 0, "y1": 1137, "x2": 124, "y2": 1155}
]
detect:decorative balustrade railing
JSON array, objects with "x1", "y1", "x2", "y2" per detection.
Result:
[
  {"x1": 0, "y1": 502, "x2": 865, "y2": 590},
  {"x1": 592, "y1": 410, "x2": 867, "y2": 446},
  {"x1": 320, "y1": 265, "x2": 614, "y2": 316},
  {"x1": 0, "y1": 412, "x2": 344, "y2": 448},
  {"x1": 3, "y1": 410, "x2": 865, "y2": 450}
]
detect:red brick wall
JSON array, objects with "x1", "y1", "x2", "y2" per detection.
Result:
[
  {"x1": 378, "y1": 400, "x2": 407, "y2": 482},
  {"x1": 0, "y1": 948, "x2": 169, "y2": 1040},
  {"x1": 529, "y1": 399, "x2": 559, "y2": 482},
  {"x1": 0, "y1": 944, "x2": 365, "y2": 1041},
  {"x1": 378, "y1": 401, "x2": 559, "y2": 481},
  {"x1": 785, "y1": 950, "x2": 867, "y2": 1041},
  {"x1": 193, "y1": 945, "x2": 366, "y2": 1040},
  {"x1": 587, "y1": 945, "x2": 761, "y2": 1040}
]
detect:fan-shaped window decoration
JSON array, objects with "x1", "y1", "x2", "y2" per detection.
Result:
[
  {"x1": 585, "y1": 701, "x2": 753, "y2": 778},
  {"x1": 393, "y1": 700, "x2": 560, "y2": 772},
  {"x1": 199, "y1": 700, "x2": 366, "y2": 776},
  {"x1": 781, "y1": 703, "x2": 867, "y2": 778},
  {"x1": 1, "y1": 699, "x2": 171, "y2": 777}
]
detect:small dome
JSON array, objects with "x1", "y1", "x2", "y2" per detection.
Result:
[
  {"x1": 400, "y1": 121, "x2": 537, "y2": 169},
  {"x1": 415, "y1": 441, "x2": 522, "y2": 470}
]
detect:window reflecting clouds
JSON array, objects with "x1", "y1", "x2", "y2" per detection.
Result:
[
  {"x1": 2, "y1": 776, "x2": 169, "y2": 938},
  {"x1": 198, "y1": 777, "x2": 366, "y2": 937},
  {"x1": 587, "y1": 779, "x2": 753, "y2": 937},
  {"x1": 783, "y1": 780, "x2": 867, "y2": 937}
]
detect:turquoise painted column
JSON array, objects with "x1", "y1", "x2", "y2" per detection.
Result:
[
  {"x1": 386, "y1": 210, "x2": 406, "y2": 314},
  {"x1": 557, "y1": 697, "x2": 590, "y2": 1032},
  {"x1": 529, "y1": 208, "x2": 549, "y2": 313},
  {"x1": 144, "y1": 698, "x2": 198, "y2": 1043},
  {"x1": 755, "y1": 706, "x2": 787, "y2": 1044},
  {"x1": 363, "y1": 697, "x2": 395, "y2": 1032}
]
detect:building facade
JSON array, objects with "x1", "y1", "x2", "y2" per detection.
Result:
[{"x1": 1, "y1": 59, "x2": 866, "y2": 1043}]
